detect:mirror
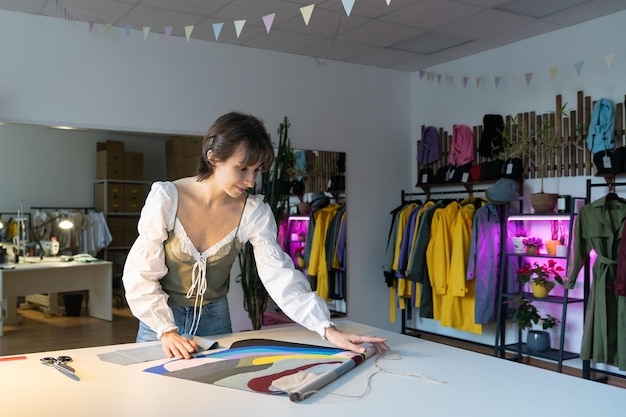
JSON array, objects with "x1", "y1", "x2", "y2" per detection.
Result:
[{"x1": 0, "y1": 123, "x2": 347, "y2": 320}]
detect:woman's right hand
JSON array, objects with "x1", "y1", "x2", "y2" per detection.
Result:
[{"x1": 160, "y1": 330, "x2": 199, "y2": 359}]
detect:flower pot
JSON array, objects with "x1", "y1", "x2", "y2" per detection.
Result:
[
  {"x1": 526, "y1": 246, "x2": 540, "y2": 255},
  {"x1": 531, "y1": 282, "x2": 551, "y2": 298},
  {"x1": 512, "y1": 237, "x2": 526, "y2": 254},
  {"x1": 545, "y1": 240, "x2": 559, "y2": 256},
  {"x1": 530, "y1": 193, "x2": 558, "y2": 213},
  {"x1": 526, "y1": 330, "x2": 551, "y2": 352}
]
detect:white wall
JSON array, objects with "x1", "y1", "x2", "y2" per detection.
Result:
[
  {"x1": 410, "y1": 10, "x2": 626, "y2": 373},
  {"x1": 0, "y1": 10, "x2": 412, "y2": 334}
]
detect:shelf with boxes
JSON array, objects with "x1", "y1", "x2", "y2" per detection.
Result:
[
  {"x1": 165, "y1": 136, "x2": 203, "y2": 180},
  {"x1": 94, "y1": 140, "x2": 149, "y2": 262}
]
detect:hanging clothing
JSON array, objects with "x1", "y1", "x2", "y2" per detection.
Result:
[
  {"x1": 567, "y1": 196, "x2": 626, "y2": 370},
  {"x1": 406, "y1": 201, "x2": 443, "y2": 319},
  {"x1": 307, "y1": 203, "x2": 341, "y2": 300}
]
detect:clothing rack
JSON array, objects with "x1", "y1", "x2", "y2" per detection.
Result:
[
  {"x1": 583, "y1": 178, "x2": 626, "y2": 382},
  {"x1": 398, "y1": 188, "x2": 475, "y2": 336},
  {"x1": 31, "y1": 206, "x2": 93, "y2": 212}
]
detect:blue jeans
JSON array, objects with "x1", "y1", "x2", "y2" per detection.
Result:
[{"x1": 136, "y1": 296, "x2": 232, "y2": 342}]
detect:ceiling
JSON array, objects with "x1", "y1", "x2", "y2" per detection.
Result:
[{"x1": 4, "y1": 0, "x2": 626, "y2": 72}]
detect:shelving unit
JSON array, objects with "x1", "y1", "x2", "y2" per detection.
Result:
[
  {"x1": 93, "y1": 179, "x2": 151, "y2": 261},
  {"x1": 494, "y1": 199, "x2": 585, "y2": 373}
]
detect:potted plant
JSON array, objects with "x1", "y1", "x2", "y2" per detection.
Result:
[
  {"x1": 511, "y1": 225, "x2": 528, "y2": 254},
  {"x1": 498, "y1": 116, "x2": 532, "y2": 180},
  {"x1": 510, "y1": 296, "x2": 560, "y2": 352},
  {"x1": 516, "y1": 258, "x2": 565, "y2": 297},
  {"x1": 237, "y1": 116, "x2": 296, "y2": 330},
  {"x1": 522, "y1": 237, "x2": 543, "y2": 255}
]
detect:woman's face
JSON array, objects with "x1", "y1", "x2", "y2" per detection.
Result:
[{"x1": 211, "y1": 143, "x2": 263, "y2": 197}]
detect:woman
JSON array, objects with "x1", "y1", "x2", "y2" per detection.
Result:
[{"x1": 123, "y1": 111, "x2": 389, "y2": 359}]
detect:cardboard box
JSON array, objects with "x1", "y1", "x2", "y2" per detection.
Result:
[
  {"x1": 106, "y1": 217, "x2": 125, "y2": 233},
  {"x1": 94, "y1": 183, "x2": 125, "y2": 213},
  {"x1": 97, "y1": 140, "x2": 125, "y2": 152},
  {"x1": 183, "y1": 136, "x2": 203, "y2": 157},
  {"x1": 124, "y1": 166, "x2": 143, "y2": 181},
  {"x1": 124, "y1": 151, "x2": 143, "y2": 167},
  {"x1": 96, "y1": 163, "x2": 125, "y2": 180}
]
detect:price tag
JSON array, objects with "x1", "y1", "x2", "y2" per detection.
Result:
[
  {"x1": 506, "y1": 163, "x2": 513, "y2": 175},
  {"x1": 421, "y1": 173, "x2": 429, "y2": 183},
  {"x1": 603, "y1": 156, "x2": 612, "y2": 169},
  {"x1": 447, "y1": 169, "x2": 455, "y2": 181},
  {"x1": 461, "y1": 172, "x2": 469, "y2": 183}
]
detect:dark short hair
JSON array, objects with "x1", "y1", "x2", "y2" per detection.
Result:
[{"x1": 196, "y1": 112, "x2": 275, "y2": 181}]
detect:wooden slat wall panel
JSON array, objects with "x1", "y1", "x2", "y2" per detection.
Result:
[{"x1": 416, "y1": 90, "x2": 626, "y2": 183}]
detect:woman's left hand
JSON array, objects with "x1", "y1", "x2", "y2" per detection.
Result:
[{"x1": 324, "y1": 326, "x2": 390, "y2": 356}]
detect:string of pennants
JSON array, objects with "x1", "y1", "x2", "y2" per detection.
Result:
[
  {"x1": 53, "y1": 0, "x2": 616, "y2": 85},
  {"x1": 52, "y1": 0, "x2": 392, "y2": 42},
  {"x1": 420, "y1": 52, "x2": 616, "y2": 89}
]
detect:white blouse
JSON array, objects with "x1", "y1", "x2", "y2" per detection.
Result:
[{"x1": 122, "y1": 181, "x2": 333, "y2": 339}]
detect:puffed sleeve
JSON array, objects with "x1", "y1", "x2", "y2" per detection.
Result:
[
  {"x1": 241, "y1": 195, "x2": 334, "y2": 338},
  {"x1": 122, "y1": 181, "x2": 178, "y2": 338}
]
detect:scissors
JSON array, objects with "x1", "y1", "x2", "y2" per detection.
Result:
[{"x1": 40, "y1": 355, "x2": 76, "y2": 376}]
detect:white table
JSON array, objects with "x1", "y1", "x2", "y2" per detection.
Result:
[
  {"x1": 0, "y1": 260, "x2": 112, "y2": 335},
  {"x1": 0, "y1": 320, "x2": 622, "y2": 416}
]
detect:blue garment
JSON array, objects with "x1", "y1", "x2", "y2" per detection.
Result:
[
  {"x1": 586, "y1": 98, "x2": 615, "y2": 153},
  {"x1": 136, "y1": 296, "x2": 232, "y2": 341},
  {"x1": 396, "y1": 205, "x2": 420, "y2": 279}
]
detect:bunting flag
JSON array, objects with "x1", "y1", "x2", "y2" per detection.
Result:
[
  {"x1": 437, "y1": 74, "x2": 442, "y2": 83},
  {"x1": 463, "y1": 76, "x2": 468, "y2": 87},
  {"x1": 419, "y1": 70, "x2": 426, "y2": 79},
  {"x1": 234, "y1": 20, "x2": 246, "y2": 38},
  {"x1": 512, "y1": 75, "x2": 519, "y2": 84},
  {"x1": 105, "y1": 23, "x2": 112, "y2": 33},
  {"x1": 605, "y1": 52, "x2": 615, "y2": 70},
  {"x1": 550, "y1": 67, "x2": 558, "y2": 81},
  {"x1": 184, "y1": 25, "x2": 194, "y2": 41},
  {"x1": 89, "y1": 20, "x2": 94, "y2": 32},
  {"x1": 300, "y1": 4, "x2": 315, "y2": 26},
  {"x1": 125, "y1": 25, "x2": 132, "y2": 38},
  {"x1": 341, "y1": 0, "x2": 355, "y2": 16},
  {"x1": 164, "y1": 26, "x2": 173, "y2": 37},
  {"x1": 143, "y1": 27, "x2": 150, "y2": 42},
  {"x1": 494, "y1": 76, "x2": 501, "y2": 88},
  {"x1": 525, "y1": 72, "x2": 533, "y2": 85},
  {"x1": 262, "y1": 13, "x2": 275, "y2": 33},
  {"x1": 475, "y1": 77, "x2": 481, "y2": 87},
  {"x1": 574, "y1": 61, "x2": 584, "y2": 76},
  {"x1": 213, "y1": 22, "x2": 223, "y2": 40},
  {"x1": 386, "y1": 0, "x2": 392, "y2": 5}
]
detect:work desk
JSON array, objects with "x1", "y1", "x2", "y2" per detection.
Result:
[
  {"x1": 0, "y1": 320, "x2": 622, "y2": 417},
  {"x1": 0, "y1": 260, "x2": 112, "y2": 336}
]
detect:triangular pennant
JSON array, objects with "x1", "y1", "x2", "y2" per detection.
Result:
[
  {"x1": 525, "y1": 72, "x2": 533, "y2": 85},
  {"x1": 341, "y1": 0, "x2": 355, "y2": 16},
  {"x1": 512, "y1": 75, "x2": 519, "y2": 84},
  {"x1": 213, "y1": 23, "x2": 223, "y2": 40},
  {"x1": 419, "y1": 70, "x2": 425, "y2": 79},
  {"x1": 550, "y1": 67, "x2": 558, "y2": 81},
  {"x1": 462, "y1": 76, "x2": 468, "y2": 87},
  {"x1": 427, "y1": 72, "x2": 433, "y2": 81},
  {"x1": 494, "y1": 76, "x2": 501, "y2": 88},
  {"x1": 574, "y1": 61, "x2": 584, "y2": 76},
  {"x1": 300, "y1": 4, "x2": 315, "y2": 26},
  {"x1": 234, "y1": 20, "x2": 246, "y2": 38},
  {"x1": 89, "y1": 21, "x2": 94, "y2": 32},
  {"x1": 184, "y1": 25, "x2": 194, "y2": 41},
  {"x1": 143, "y1": 27, "x2": 150, "y2": 41},
  {"x1": 262, "y1": 13, "x2": 275, "y2": 33},
  {"x1": 447, "y1": 75, "x2": 454, "y2": 85},
  {"x1": 164, "y1": 26, "x2": 173, "y2": 37},
  {"x1": 605, "y1": 52, "x2": 615, "y2": 70},
  {"x1": 105, "y1": 23, "x2": 112, "y2": 33},
  {"x1": 475, "y1": 77, "x2": 482, "y2": 87},
  {"x1": 437, "y1": 74, "x2": 442, "y2": 84},
  {"x1": 386, "y1": 0, "x2": 392, "y2": 5},
  {"x1": 125, "y1": 25, "x2": 132, "y2": 38}
]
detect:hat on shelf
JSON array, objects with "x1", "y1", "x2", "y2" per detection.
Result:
[{"x1": 486, "y1": 178, "x2": 519, "y2": 205}]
